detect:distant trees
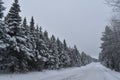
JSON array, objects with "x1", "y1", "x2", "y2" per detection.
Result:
[
  {"x1": 81, "y1": 52, "x2": 96, "y2": 66},
  {"x1": 0, "y1": 0, "x2": 96, "y2": 73}
]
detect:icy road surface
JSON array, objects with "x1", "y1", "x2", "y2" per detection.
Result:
[{"x1": 1, "y1": 63, "x2": 120, "y2": 80}]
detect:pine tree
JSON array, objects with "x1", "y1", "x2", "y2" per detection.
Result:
[
  {"x1": 5, "y1": 0, "x2": 21, "y2": 26},
  {"x1": 44, "y1": 30, "x2": 49, "y2": 41},
  {"x1": 69, "y1": 45, "x2": 81, "y2": 67},
  {"x1": 23, "y1": 17, "x2": 27, "y2": 28},
  {"x1": 0, "y1": 21, "x2": 11, "y2": 72},
  {"x1": 34, "y1": 26, "x2": 49, "y2": 70},
  {"x1": 22, "y1": 17, "x2": 30, "y2": 35},
  {"x1": 35, "y1": 25, "x2": 39, "y2": 40},
  {"x1": 63, "y1": 39, "x2": 67, "y2": 50},
  {"x1": 100, "y1": 0, "x2": 120, "y2": 71},
  {"x1": 0, "y1": 0, "x2": 5, "y2": 19},
  {"x1": 100, "y1": 25, "x2": 117, "y2": 70},
  {"x1": 46, "y1": 35, "x2": 59, "y2": 69},
  {"x1": 56, "y1": 38, "x2": 69, "y2": 68},
  {"x1": 5, "y1": 0, "x2": 21, "y2": 36},
  {"x1": 73, "y1": 45, "x2": 81, "y2": 66},
  {"x1": 39, "y1": 27, "x2": 44, "y2": 40},
  {"x1": 43, "y1": 30, "x2": 50, "y2": 49},
  {"x1": 100, "y1": 26, "x2": 113, "y2": 66},
  {"x1": 30, "y1": 16, "x2": 35, "y2": 33}
]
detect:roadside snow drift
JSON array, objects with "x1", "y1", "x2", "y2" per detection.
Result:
[{"x1": 1, "y1": 63, "x2": 120, "y2": 80}]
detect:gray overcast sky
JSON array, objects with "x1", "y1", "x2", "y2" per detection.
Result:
[{"x1": 4, "y1": 0, "x2": 112, "y2": 58}]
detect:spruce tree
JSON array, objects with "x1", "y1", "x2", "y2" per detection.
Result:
[
  {"x1": 46, "y1": 35, "x2": 59, "y2": 69},
  {"x1": 100, "y1": 26, "x2": 116, "y2": 70},
  {"x1": 56, "y1": 38, "x2": 68, "y2": 68},
  {"x1": 0, "y1": 0, "x2": 5, "y2": 19},
  {"x1": 35, "y1": 25, "x2": 39, "y2": 40},
  {"x1": 5, "y1": 0, "x2": 21, "y2": 26},
  {"x1": 30, "y1": 16, "x2": 35, "y2": 33},
  {"x1": 70, "y1": 45, "x2": 81, "y2": 67},
  {"x1": 22, "y1": 17, "x2": 30, "y2": 35},
  {"x1": 5, "y1": 0, "x2": 21, "y2": 36},
  {"x1": 100, "y1": 0, "x2": 120, "y2": 71},
  {"x1": 23, "y1": 17, "x2": 27, "y2": 28},
  {"x1": 44, "y1": 30, "x2": 49, "y2": 42},
  {"x1": 63, "y1": 39, "x2": 67, "y2": 50}
]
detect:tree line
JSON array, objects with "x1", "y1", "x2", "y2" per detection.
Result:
[
  {"x1": 99, "y1": 0, "x2": 120, "y2": 72},
  {"x1": 0, "y1": 0, "x2": 96, "y2": 73}
]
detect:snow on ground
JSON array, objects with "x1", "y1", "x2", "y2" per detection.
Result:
[{"x1": 1, "y1": 62, "x2": 120, "y2": 80}]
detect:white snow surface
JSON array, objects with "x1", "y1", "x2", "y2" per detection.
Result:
[{"x1": 1, "y1": 63, "x2": 120, "y2": 80}]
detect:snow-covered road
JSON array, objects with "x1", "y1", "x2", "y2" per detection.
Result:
[{"x1": 1, "y1": 63, "x2": 120, "y2": 80}]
